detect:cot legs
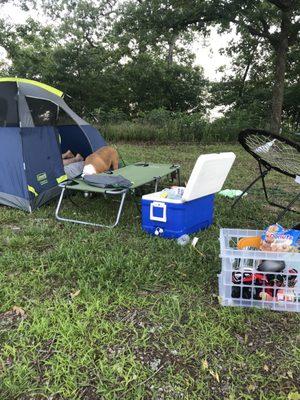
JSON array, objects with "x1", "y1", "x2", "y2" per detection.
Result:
[
  {"x1": 55, "y1": 186, "x2": 127, "y2": 228},
  {"x1": 154, "y1": 167, "x2": 181, "y2": 192}
]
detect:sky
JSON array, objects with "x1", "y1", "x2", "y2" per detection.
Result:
[
  {"x1": 192, "y1": 30, "x2": 233, "y2": 81},
  {"x1": 0, "y1": 3, "x2": 233, "y2": 82}
]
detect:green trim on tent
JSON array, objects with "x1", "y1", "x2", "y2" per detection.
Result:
[
  {"x1": 0, "y1": 78, "x2": 63, "y2": 97},
  {"x1": 56, "y1": 174, "x2": 68, "y2": 184},
  {"x1": 28, "y1": 185, "x2": 38, "y2": 197}
]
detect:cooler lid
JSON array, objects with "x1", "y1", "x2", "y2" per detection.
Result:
[{"x1": 182, "y1": 152, "x2": 236, "y2": 202}]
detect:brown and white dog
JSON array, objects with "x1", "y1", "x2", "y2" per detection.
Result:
[{"x1": 83, "y1": 146, "x2": 119, "y2": 175}]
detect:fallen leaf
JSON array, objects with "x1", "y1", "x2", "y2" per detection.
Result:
[
  {"x1": 70, "y1": 290, "x2": 80, "y2": 299},
  {"x1": 201, "y1": 359, "x2": 208, "y2": 370},
  {"x1": 287, "y1": 370, "x2": 294, "y2": 379},
  {"x1": 11, "y1": 306, "x2": 25, "y2": 317},
  {"x1": 209, "y1": 369, "x2": 220, "y2": 383}
]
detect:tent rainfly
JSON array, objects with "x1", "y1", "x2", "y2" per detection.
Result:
[{"x1": 0, "y1": 78, "x2": 106, "y2": 211}]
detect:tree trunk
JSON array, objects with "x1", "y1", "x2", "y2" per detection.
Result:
[
  {"x1": 270, "y1": 10, "x2": 290, "y2": 134},
  {"x1": 167, "y1": 35, "x2": 176, "y2": 66}
]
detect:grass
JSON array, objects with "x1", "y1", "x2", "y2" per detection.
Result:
[{"x1": 0, "y1": 142, "x2": 299, "y2": 400}]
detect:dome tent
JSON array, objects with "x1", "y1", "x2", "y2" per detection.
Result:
[{"x1": 0, "y1": 77, "x2": 106, "y2": 211}]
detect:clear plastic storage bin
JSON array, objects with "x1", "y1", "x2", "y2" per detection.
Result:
[{"x1": 218, "y1": 228, "x2": 300, "y2": 312}]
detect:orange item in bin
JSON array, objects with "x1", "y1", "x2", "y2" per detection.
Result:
[{"x1": 237, "y1": 236, "x2": 261, "y2": 250}]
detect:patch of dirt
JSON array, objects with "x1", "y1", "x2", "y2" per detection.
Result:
[
  {"x1": 200, "y1": 313, "x2": 300, "y2": 399},
  {"x1": 105, "y1": 340, "x2": 199, "y2": 380},
  {"x1": 99, "y1": 306, "x2": 300, "y2": 399},
  {"x1": 77, "y1": 386, "x2": 102, "y2": 400},
  {"x1": 33, "y1": 243, "x2": 54, "y2": 253},
  {"x1": 136, "y1": 284, "x2": 175, "y2": 297},
  {"x1": 0, "y1": 309, "x2": 26, "y2": 331},
  {"x1": 104, "y1": 341, "x2": 199, "y2": 399},
  {"x1": 18, "y1": 395, "x2": 63, "y2": 400},
  {"x1": 31, "y1": 338, "x2": 57, "y2": 384},
  {"x1": 242, "y1": 313, "x2": 299, "y2": 353},
  {"x1": 133, "y1": 345, "x2": 198, "y2": 375},
  {"x1": 104, "y1": 306, "x2": 200, "y2": 376},
  {"x1": 105, "y1": 306, "x2": 162, "y2": 332},
  {"x1": 147, "y1": 384, "x2": 185, "y2": 400},
  {"x1": 2, "y1": 224, "x2": 22, "y2": 233}
]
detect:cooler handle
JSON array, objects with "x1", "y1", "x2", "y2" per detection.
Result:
[{"x1": 150, "y1": 202, "x2": 167, "y2": 222}]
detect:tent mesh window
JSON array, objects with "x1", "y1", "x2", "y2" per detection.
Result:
[
  {"x1": 26, "y1": 97, "x2": 58, "y2": 126},
  {"x1": 0, "y1": 82, "x2": 19, "y2": 127},
  {"x1": 57, "y1": 108, "x2": 77, "y2": 126}
]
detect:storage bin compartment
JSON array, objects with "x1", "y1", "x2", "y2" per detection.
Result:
[{"x1": 218, "y1": 228, "x2": 300, "y2": 312}]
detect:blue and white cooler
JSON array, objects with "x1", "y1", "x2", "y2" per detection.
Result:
[{"x1": 141, "y1": 152, "x2": 236, "y2": 238}]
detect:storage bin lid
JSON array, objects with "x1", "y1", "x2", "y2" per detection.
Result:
[{"x1": 182, "y1": 152, "x2": 236, "y2": 202}]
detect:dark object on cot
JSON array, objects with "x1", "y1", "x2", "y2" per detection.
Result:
[{"x1": 83, "y1": 174, "x2": 132, "y2": 189}]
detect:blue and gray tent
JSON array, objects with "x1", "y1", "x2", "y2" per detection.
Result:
[{"x1": 0, "y1": 78, "x2": 106, "y2": 211}]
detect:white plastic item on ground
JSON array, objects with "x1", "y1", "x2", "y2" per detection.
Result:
[
  {"x1": 218, "y1": 189, "x2": 247, "y2": 199},
  {"x1": 218, "y1": 228, "x2": 300, "y2": 313},
  {"x1": 177, "y1": 234, "x2": 190, "y2": 246},
  {"x1": 182, "y1": 152, "x2": 236, "y2": 202}
]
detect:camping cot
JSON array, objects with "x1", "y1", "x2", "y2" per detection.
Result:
[{"x1": 55, "y1": 163, "x2": 180, "y2": 228}]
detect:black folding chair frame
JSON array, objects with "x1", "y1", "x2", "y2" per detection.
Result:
[{"x1": 232, "y1": 156, "x2": 300, "y2": 223}]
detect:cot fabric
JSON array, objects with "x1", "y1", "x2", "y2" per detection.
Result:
[{"x1": 65, "y1": 163, "x2": 179, "y2": 193}]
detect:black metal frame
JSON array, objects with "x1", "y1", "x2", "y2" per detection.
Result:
[
  {"x1": 232, "y1": 161, "x2": 300, "y2": 221},
  {"x1": 233, "y1": 129, "x2": 300, "y2": 223}
]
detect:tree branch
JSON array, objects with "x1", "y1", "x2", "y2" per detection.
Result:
[
  {"x1": 243, "y1": 20, "x2": 279, "y2": 48},
  {"x1": 288, "y1": 20, "x2": 300, "y2": 44},
  {"x1": 259, "y1": 16, "x2": 271, "y2": 38},
  {"x1": 267, "y1": 0, "x2": 293, "y2": 11},
  {"x1": 84, "y1": 33, "x2": 96, "y2": 48},
  {"x1": 244, "y1": 24, "x2": 266, "y2": 39}
]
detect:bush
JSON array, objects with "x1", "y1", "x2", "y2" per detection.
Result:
[
  {"x1": 101, "y1": 121, "x2": 158, "y2": 142},
  {"x1": 202, "y1": 109, "x2": 269, "y2": 143},
  {"x1": 136, "y1": 108, "x2": 173, "y2": 127},
  {"x1": 98, "y1": 107, "x2": 274, "y2": 144},
  {"x1": 93, "y1": 108, "x2": 128, "y2": 124}
]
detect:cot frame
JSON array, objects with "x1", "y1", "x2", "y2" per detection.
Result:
[{"x1": 55, "y1": 165, "x2": 180, "y2": 228}]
